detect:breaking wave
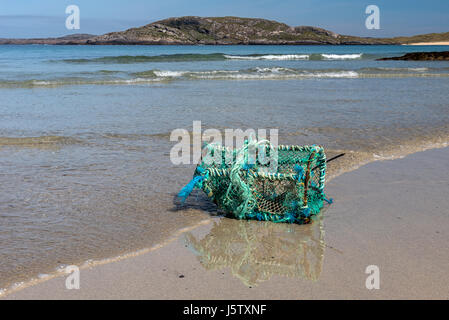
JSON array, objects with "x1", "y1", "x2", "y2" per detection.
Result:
[
  {"x1": 55, "y1": 52, "x2": 369, "y2": 64},
  {"x1": 133, "y1": 66, "x2": 449, "y2": 80},
  {"x1": 320, "y1": 53, "x2": 363, "y2": 60},
  {"x1": 134, "y1": 67, "x2": 360, "y2": 79},
  {"x1": 225, "y1": 53, "x2": 364, "y2": 61},
  {"x1": 3, "y1": 66, "x2": 449, "y2": 88},
  {"x1": 223, "y1": 54, "x2": 310, "y2": 60}
]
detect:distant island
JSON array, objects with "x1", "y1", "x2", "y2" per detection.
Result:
[{"x1": 1, "y1": 16, "x2": 449, "y2": 45}]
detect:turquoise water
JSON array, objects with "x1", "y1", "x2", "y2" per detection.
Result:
[
  {"x1": 0, "y1": 45, "x2": 448, "y2": 290},
  {"x1": 1, "y1": 45, "x2": 449, "y2": 87}
]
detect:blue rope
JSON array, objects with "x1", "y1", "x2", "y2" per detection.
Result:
[
  {"x1": 324, "y1": 196, "x2": 333, "y2": 204},
  {"x1": 302, "y1": 207, "x2": 311, "y2": 217},
  {"x1": 294, "y1": 164, "x2": 304, "y2": 182},
  {"x1": 178, "y1": 167, "x2": 206, "y2": 204}
]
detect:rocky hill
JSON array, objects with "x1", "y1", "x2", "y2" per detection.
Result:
[
  {"x1": 1, "y1": 16, "x2": 448, "y2": 45},
  {"x1": 86, "y1": 16, "x2": 393, "y2": 45}
]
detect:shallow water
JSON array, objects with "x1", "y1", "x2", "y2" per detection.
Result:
[{"x1": 0, "y1": 44, "x2": 448, "y2": 290}]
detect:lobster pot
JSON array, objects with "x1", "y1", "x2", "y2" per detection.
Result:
[{"x1": 192, "y1": 143, "x2": 328, "y2": 224}]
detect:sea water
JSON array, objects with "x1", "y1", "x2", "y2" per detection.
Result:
[{"x1": 0, "y1": 44, "x2": 448, "y2": 289}]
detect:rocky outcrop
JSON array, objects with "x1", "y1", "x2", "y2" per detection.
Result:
[
  {"x1": 377, "y1": 51, "x2": 449, "y2": 61},
  {"x1": 0, "y1": 34, "x2": 95, "y2": 45}
]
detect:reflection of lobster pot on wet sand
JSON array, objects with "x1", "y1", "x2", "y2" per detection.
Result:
[{"x1": 184, "y1": 215, "x2": 325, "y2": 287}]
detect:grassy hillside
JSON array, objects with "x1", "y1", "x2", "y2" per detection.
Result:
[{"x1": 390, "y1": 32, "x2": 449, "y2": 44}]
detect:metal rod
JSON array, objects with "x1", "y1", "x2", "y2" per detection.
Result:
[
  {"x1": 326, "y1": 153, "x2": 346, "y2": 164},
  {"x1": 312, "y1": 153, "x2": 345, "y2": 171}
]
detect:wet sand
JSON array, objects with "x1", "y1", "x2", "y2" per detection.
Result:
[{"x1": 3, "y1": 147, "x2": 449, "y2": 299}]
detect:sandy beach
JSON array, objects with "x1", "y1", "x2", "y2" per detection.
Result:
[
  {"x1": 3, "y1": 147, "x2": 448, "y2": 300},
  {"x1": 407, "y1": 42, "x2": 449, "y2": 45}
]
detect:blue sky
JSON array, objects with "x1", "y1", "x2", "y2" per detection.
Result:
[{"x1": 1, "y1": 0, "x2": 448, "y2": 38}]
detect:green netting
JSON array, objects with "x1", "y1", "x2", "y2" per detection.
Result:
[{"x1": 179, "y1": 140, "x2": 329, "y2": 224}]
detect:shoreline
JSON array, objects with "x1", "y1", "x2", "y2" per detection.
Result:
[
  {"x1": 406, "y1": 42, "x2": 449, "y2": 45},
  {"x1": 1, "y1": 41, "x2": 449, "y2": 46},
  {"x1": 1, "y1": 43, "x2": 449, "y2": 47},
  {"x1": 2, "y1": 144, "x2": 449, "y2": 299},
  {"x1": 0, "y1": 219, "x2": 214, "y2": 298}
]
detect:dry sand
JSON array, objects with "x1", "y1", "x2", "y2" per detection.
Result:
[
  {"x1": 3, "y1": 147, "x2": 449, "y2": 299},
  {"x1": 406, "y1": 42, "x2": 449, "y2": 45}
]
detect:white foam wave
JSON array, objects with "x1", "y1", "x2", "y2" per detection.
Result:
[
  {"x1": 305, "y1": 71, "x2": 359, "y2": 78},
  {"x1": 190, "y1": 70, "x2": 239, "y2": 75},
  {"x1": 321, "y1": 53, "x2": 363, "y2": 60},
  {"x1": 375, "y1": 67, "x2": 429, "y2": 72},
  {"x1": 153, "y1": 70, "x2": 186, "y2": 77},
  {"x1": 150, "y1": 69, "x2": 360, "y2": 80},
  {"x1": 191, "y1": 70, "x2": 359, "y2": 80},
  {"x1": 254, "y1": 67, "x2": 294, "y2": 73},
  {"x1": 31, "y1": 80, "x2": 52, "y2": 85},
  {"x1": 224, "y1": 54, "x2": 310, "y2": 60}
]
